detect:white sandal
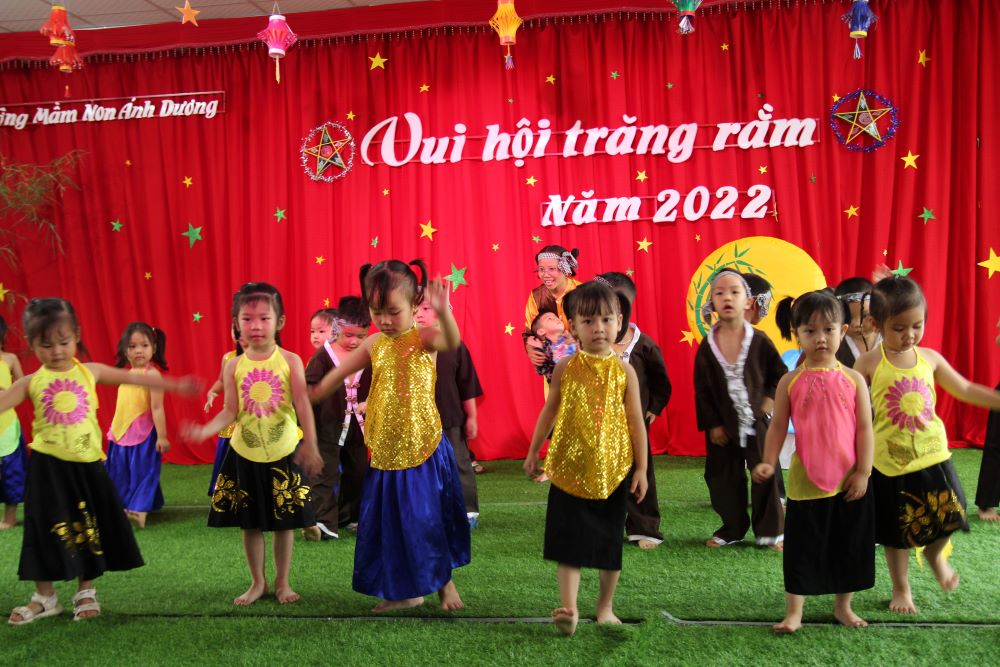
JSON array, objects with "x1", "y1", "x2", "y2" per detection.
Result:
[
  {"x1": 72, "y1": 589, "x2": 100, "y2": 621},
  {"x1": 9, "y1": 592, "x2": 62, "y2": 626}
]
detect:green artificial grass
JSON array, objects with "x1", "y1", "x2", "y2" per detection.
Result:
[{"x1": 2, "y1": 451, "x2": 999, "y2": 665}]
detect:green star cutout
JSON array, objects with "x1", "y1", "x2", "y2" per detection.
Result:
[
  {"x1": 891, "y1": 261, "x2": 913, "y2": 277},
  {"x1": 507, "y1": 98, "x2": 514, "y2": 104},
  {"x1": 610, "y1": 71, "x2": 620, "y2": 80},
  {"x1": 532, "y1": 235, "x2": 542, "y2": 244},
  {"x1": 192, "y1": 312, "x2": 203, "y2": 323},
  {"x1": 918, "y1": 207, "x2": 936, "y2": 224},
  {"x1": 625, "y1": 269, "x2": 634, "y2": 277},
  {"x1": 181, "y1": 223, "x2": 203, "y2": 248},
  {"x1": 666, "y1": 82, "x2": 674, "y2": 89},
  {"x1": 444, "y1": 263, "x2": 468, "y2": 293},
  {"x1": 273, "y1": 207, "x2": 287, "y2": 222},
  {"x1": 371, "y1": 236, "x2": 379, "y2": 248},
  {"x1": 809, "y1": 174, "x2": 817, "y2": 184},
  {"x1": 110, "y1": 219, "x2": 123, "y2": 232}
]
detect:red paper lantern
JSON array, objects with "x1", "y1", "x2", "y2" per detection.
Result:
[
  {"x1": 50, "y1": 42, "x2": 82, "y2": 74},
  {"x1": 40, "y1": 5, "x2": 74, "y2": 46},
  {"x1": 257, "y1": 13, "x2": 298, "y2": 83}
]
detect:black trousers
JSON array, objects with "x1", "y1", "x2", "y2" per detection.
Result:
[
  {"x1": 443, "y1": 426, "x2": 478, "y2": 514},
  {"x1": 625, "y1": 424, "x2": 662, "y2": 542},
  {"x1": 704, "y1": 433, "x2": 785, "y2": 542},
  {"x1": 975, "y1": 383, "x2": 1000, "y2": 510},
  {"x1": 313, "y1": 420, "x2": 369, "y2": 529}
]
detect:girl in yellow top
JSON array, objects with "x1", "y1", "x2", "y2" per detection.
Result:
[
  {"x1": 310, "y1": 260, "x2": 470, "y2": 614},
  {"x1": 524, "y1": 281, "x2": 649, "y2": 636},
  {"x1": 0, "y1": 299, "x2": 196, "y2": 625},
  {"x1": 855, "y1": 277, "x2": 1000, "y2": 615},
  {"x1": 187, "y1": 282, "x2": 322, "y2": 607},
  {"x1": 105, "y1": 322, "x2": 171, "y2": 529},
  {"x1": 0, "y1": 315, "x2": 26, "y2": 530}
]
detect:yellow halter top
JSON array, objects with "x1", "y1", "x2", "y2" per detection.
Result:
[
  {"x1": 29, "y1": 359, "x2": 103, "y2": 463},
  {"x1": 365, "y1": 326, "x2": 442, "y2": 470},
  {"x1": 0, "y1": 358, "x2": 20, "y2": 457},
  {"x1": 108, "y1": 367, "x2": 152, "y2": 442},
  {"x1": 544, "y1": 350, "x2": 633, "y2": 499},
  {"x1": 871, "y1": 345, "x2": 950, "y2": 476},
  {"x1": 230, "y1": 347, "x2": 302, "y2": 463},
  {"x1": 218, "y1": 350, "x2": 238, "y2": 439}
]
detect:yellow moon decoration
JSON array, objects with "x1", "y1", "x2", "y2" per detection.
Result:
[{"x1": 685, "y1": 236, "x2": 827, "y2": 354}]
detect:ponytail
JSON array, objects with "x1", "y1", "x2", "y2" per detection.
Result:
[{"x1": 775, "y1": 296, "x2": 796, "y2": 341}]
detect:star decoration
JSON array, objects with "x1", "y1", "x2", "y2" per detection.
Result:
[
  {"x1": 882, "y1": 249, "x2": 888, "y2": 257},
  {"x1": 679, "y1": 330, "x2": 696, "y2": 347},
  {"x1": 901, "y1": 151, "x2": 919, "y2": 169},
  {"x1": 757, "y1": 93, "x2": 764, "y2": 99},
  {"x1": 832, "y1": 94, "x2": 841, "y2": 103},
  {"x1": 144, "y1": 272, "x2": 152, "y2": 280},
  {"x1": 303, "y1": 125, "x2": 350, "y2": 177},
  {"x1": 419, "y1": 220, "x2": 438, "y2": 240},
  {"x1": 504, "y1": 323, "x2": 514, "y2": 335},
  {"x1": 610, "y1": 71, "x2": 620, "y2": 79},
  {"x1": 532, "y1": 235, "x2": 542, "y2": 244},
  {"x1": 371, "y1": 236, "x2": 379, "y2": 248},
  {"x1": 770, "y1": 206, "x2": 780, "y2": 221},
  {"x1": 110, "y1": 219, "x2": 123, "y2": 232},
  {"x1": 525, "y1": 176, "x2": 538, "y2": 187},
  {"x1": 917, "y1": 50, "x2": 930, "y2": 67},
  {"x1": 978, "y1": 248, "x2": 1000, "y2": 278},
  {"x1": 810, "y1": 174, "x2": 817, "y2": 184},
  {"x1": 315, "y1": 256, "x2": 325, "y2": 265},
  {"x1": 419, "y1": 84, "x2": 430, "y2": 92},
  {"x1": 918, "y1": 207, "x2": 936, "y2": 224},
  {"x1": 369, "y1": 52, "x2": 388, "y2": 69},
  {"x1": 545, "y1": 75, "x2": 556, "y2": 85},
  {"x1": 721, "y1": 43, "x2": 730, "y2": 51},
  {"x1": 346, "y1": 111, "x2": 356, "y2": 121},
  {"x1": 323, "y1": 298, "x2": 331, "y2": 307},
  {"x1": 176, "y1": 1, "x2": 200, "y2": 26},
  {"x1": 491, "y1": 243, "x2": 500, "y2": 252},
  {"x1": 382, "y1": 188, "x2": 390, "y2": 196},
  {"x1": 507, "y1": 98, "x2": 514, "y2": 104},
  {"x1": 273, "y1": 207, "x2": 287, "y2": 223},
  {"x1": 844, "y1": 205, "x2": 860, "y2": 219},
  {"x1": 192, "y1": 312, "x2": 203, "y2": 322},
  {"x1": 758, "y1": 165, "x2": 768, "y2": 174},
  {"x1": 444, "y1": 263, "x2": 468, "y2": 292},
  {"x1": 182, "y1": 223, "x2": 203, "y2": 247},
  {"x1": 694, "y1": 234, "x2": 701, "y2": 242},
  {"x1": 636, "y1": 238, "x2": 652, "y2": 252},
  {"x1": 625, "y1": 269, "x2": 634, "y2": 277},
  {"x1": 125, "y1": 159, "x2": 132, "y2": 167},
  {"x1": 666, "y1": 82, "x2": 674, "y2": 89},
  {"x1": 0, "y1": 283, "x2": 7, "y2": 302},
  {"x1": 182, "y1": 176, "x2": 193, "y2": 188},
  {"x1": 636, "y1": 170, "x2": 648, "y2": 182},
  {"x1": 891, "y1": 261, "x2": 913, "y2": 277},
  {"x1": 833, "y1": 92, "x2": 892, "y2": 143}
]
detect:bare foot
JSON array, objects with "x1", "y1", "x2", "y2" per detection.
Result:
[
  {"x1": 705, "y1": 537, "x2": 725, "y2": 548},
  {"x1": 234, "y1": 581, "x2": 268, "y2": 606},
  {"x1": 275, "y1": 586, "x2": 301, "y2": 604},
  {"x1": 834, "y1": 608, "x2": 869, "y2": 628},
  {"x1": 889, "y1": 589, "x2": 918, "y2": 614},
  {"x1": 372, "y1": 597, "x2": 424, "y2": 613},
  {"x1": 301, "y1": 526, "x2": 322, "y2": 542},
  {"x1": 769, "y1": 542, "x2": 784, "y2": 553},
  {"x1": 596, "y1": 607, "x2": 621, "y2": 625},
  {"x1": 637, "y1": 539, "x2": 658, "y2": 550},
  {"x1": 552, "y1": 607, "x2": 579, "y2": 636},
  {"x1": 978, "y1": 508, "x2": 1000, "y2": 523},
  {"x1": 534, "y1": 472, "x2": 549, "y2": 483},
  {"x1": 926, "y1": 554, "x2": 960, "y2": 592},
  {"x1": 126, "y1": 511, "x2": 146, "y2": 529},
  {"x1": 0, "y1": 520, "x2": 16, "y2": 531},
  {"x1": 772, "y1": 615, "x2": 802, "y2": 634},
  {"x1": 438, "y1": 580, "x2": 464, "y2": 611}
]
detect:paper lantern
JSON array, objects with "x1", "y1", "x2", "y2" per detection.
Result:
[
  {"x1": 40, "y1": 5, "x2": 74, "y2": 46},
  {"x1": 489, "y1": 1, "x2": 523, "y2": 70},
  {"x1": 257, "y1": 13, "x2": 298, "y2": 83},
  {"x1": 50, "y1": 42, "x2": 82, "y2": 74},
  {"x1": 842, "y1": 0, "x2": 877, "y2": 59},
  {"x1": 671, "y1": 1, "x2": 703, "y2": 35}
]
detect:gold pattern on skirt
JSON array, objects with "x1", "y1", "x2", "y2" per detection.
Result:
[
  {"x1": 51, "y1": 501, "x2": 104, "y2": 555},
  {"x1": 900, "y1": 489, "x2": 966, "y2": 547},
  {"x1": 272, "y1": 467, "x2": 310, "y2": 518},
  {"x1": 211, "y1": 474, "x2": 249, "y2": 513}
]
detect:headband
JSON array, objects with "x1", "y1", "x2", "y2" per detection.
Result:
[
  {"x1": 700, "y1": 270, "x2": 752, "y2": 324},
  {"x1": 594, "y1": 276, "x2": 613, "y2": 289},
  {"x1": 838, "y1": 291, "x2": 867, "y2": 303},
  {"x1": 537, "y1": 251, "x2": 578, "y2": 276}
]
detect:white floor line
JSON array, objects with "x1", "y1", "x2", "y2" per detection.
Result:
[{"x1": 661, "y1": 610, "x2": 1000, "y2": 629}]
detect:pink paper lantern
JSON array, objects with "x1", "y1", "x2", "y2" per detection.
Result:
[{"x1": 257, "y1": 13, "x2": 298, "y2": 83}]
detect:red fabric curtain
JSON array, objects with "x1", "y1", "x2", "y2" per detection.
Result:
[{"x1": 1, "y1": 0, "x2": 997, "y2": 464}]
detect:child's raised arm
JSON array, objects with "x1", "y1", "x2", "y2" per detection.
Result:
[
  {"x1": 752, "y1": 371, "x2": 794, "y2": 484},
  {"x1": 0, "y1": 376, "x2": 30, "y2": 414},
  {"x1": 924, "y1": 348, "x2": 1000, "y2": 411},
  {"x1": 623, "y1": 363, "x2": 649, "y2": 503},
  {"x1": 283, "y1": 350, "x2": 322, "y2": 478},
  {"x1": 524, "y1": 357, "x2": 569, "y2": 479},
  {"x1": 309, "y1": 337, "x2": 373, "y2": 404},
  {"x1": 204, "y1": 353, "x2": 229, "y2": 412},
  {"x1": 185, "y1": 357, "x2": 238, "y2": 441},
  {"x1": 6, "y1": 353, "x2": 24, "y2": 381},
  {"x1": 420, "y1": 279, "x2": 461, "y2": 352},
  {"x1": 87, "y1": 362, "x2": 199, "y2": 395},
  {"x1": 843, "y1": 368, "x2": 874, "y2": 501}
]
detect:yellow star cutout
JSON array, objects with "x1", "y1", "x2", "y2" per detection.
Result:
[
  {"x1": 844, "y1": 205, "x2": 860, "y2": 219},
  {"x1": 758, "y1": 165, "x2": 768, "y2": 174},
  {"x1": 832, "y1": 93, "x2": 841, "y2": 103},
  {"x1": 917, "y1": 50, "x2": 930, "y2": 67},
  {"x1": 176, "y1": 0, "x2": 200, "y2": 26},
  {"x1": 323, "y1": 298, "x2": 331, "y2": 307},
  {"x1": 679, "y1": 330, "x2": 696, "y2": 347},
  {"x1": 694, "y1": 234, "x2": 701, "y2": 242},
  {"x1": 315, "y1": 256, "x2": 325, "y2": 265},
  {"x1": 901, "y1": 151, "x2": 919, "y2": 169},
  {"x1": 144, "y1": 272, "x2": 152, "y2": 280},
  {"x1": 721, "y1": 43, "x2": 730, "y2": 51},
  {"x1": 637, "y1": 238, "x2": 653, "y2": 252},
  {"x1": 182, "y1": 176, "x2": 192, "y2": 188},
  {"x1": 382, "y1": 188, "x2": 390, "y2": 196},
  {"x1": 491, "y1": 243, "x2": 500, "y2": 252},
  {"x1": 419, "y1": 84, "x2": 430, "y2": 92},
  {"x1": 419, "y1": 220, "x2": 438, "y2": 240},
  {"x1": 882, "y1": 249, "x2": 888, "y2": 257},
  {"x1": 0, "y1": 283, "x2": 8, "y2": 302},
  {"x1": 525, "y1": 176, "x2": 538, "y2": 187},
  {"x1": 125, "y1": 159, "x2": 132, "y2": 167},
  {"x1": 346, "y1": 111, "x2": 356, "y2": 121},
  {"x1": 545, "y1": 75, "x2": 556, "y2": 85},
  {"x1": 504, "y1": 323, "x2": 515, "y2": 335},
  {"x1": 369, "y1": 52, "x2": 388, "y2": 70},
  {"x1": 635, "y1": 170, "x2": 648, "y2": 182},
  {"x1": 979, "y1": 248, "x2": 1000, "y2": 278}
]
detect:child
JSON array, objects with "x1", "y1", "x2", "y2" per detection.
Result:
[
  {"x1": 974, "y1": 315, "x2": 1000, "y2": 522},
  {"x1": 204, "y1": 324, "x2": 243, "y2": 497},
  {"x1": 855, "y1": 276, "x2": 1000, "y2": 613},
  {"x1": 597, "y1": 272, "x2": 671, "y2": 549},
  {"x1": 304, "y1": 296, "x2": 371, "y2": 539},
  {"x1": 834, "y1": 277, "x2": 880, "y2": 368},
  {"x1": 105, "y1": 322, "x2": 170, "y2": 529},
  {"x1": 752, "y1": 290, "x2": 875, "y2": 633},
  {"x1": 309, "y1": 260, "x2": 470, "y2": 612},
  {"x1": 185, "y1": 282, "x2": 323, "y2": 606},
  {"x1": 1, "y1": 299, "x2": 196, "y2": 624},
  {"x1": 309, "y1": 308, "x2": 337, "y2": 350},
  {"x1": 523, "y1": 281, "x2": 648, "y2": 636},
  {"x1": 0, "y1": 315, "x2": 26, "y2": 530},
  {"x1": 694, "y1": 270, "x2": 787, "y2": 549},
  {"x1": 415, "y1": 299, "x2": 484, "y2": 526},
  {"x1": 530, "y1": 311, "x2": 578, "y2": 382},
  {"x1": 742, "y1": 273, "x2": 773, "y2": 326}
]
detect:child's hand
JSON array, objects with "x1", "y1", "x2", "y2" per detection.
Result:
[
  {"x1": 525, "y1": 338, "x2": 547, "y2": 366},
  {"x1": 156, "y1": 437, "x2": 171, "y2": 455},
  {"x1": 843, "y1": 470, "x2": 870, "y2": 501},
  {"x1": 296, "y1": 446, "x2": 323, "y2": 479},
  {"x1": 709, "y1": 426, "x2": 729, "y2": 446},
  {"x1": 751, "y1": 463, "x2": 774, "y2": 484},
  {"x1": 172, "y1": 376, "x2": 201, "y2": 396},
  {"x1": 465, "y1": 416, "x2": 478, "y2": 440},
  {"x1": 357, "y1": 401, "x2": 368, "y2": 416},
  {"x1": 523, "y1": 452, "x2": 539, "y2": 479},
  {"x1": 630, "y1": 469, "x2": 649, "y2": 503},
  {"x1": 424, "y1": 278, "x2": 451, "y2": 315},
  {"x1": 181, "y1": 422, "x2": 208, "y2": 443},
  {"x1": 645, "y1": 411, "x2": 656, "y2": 425},
  {"x1": 203, "y1": 391, "x2": 218, "y2": 413}
]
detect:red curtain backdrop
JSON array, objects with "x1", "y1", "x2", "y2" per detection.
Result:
[{"x1": 0, "y1": 0, "x2": 997, "y2": 464}]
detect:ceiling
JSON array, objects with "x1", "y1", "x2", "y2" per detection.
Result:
[{"x1": 0, "y1": 0, "x2": 427, "y2": 33}]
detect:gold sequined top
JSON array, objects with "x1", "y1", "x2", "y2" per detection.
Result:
[
  {"x1": 366, "y1": 326, "x2": 441, "y2": 470},
  {"x1": 544, "y1": 350, "x2": 633, "y2": 499},
  {"x1": 218, "y1": 350, "x2": 238, "y2": 439}
]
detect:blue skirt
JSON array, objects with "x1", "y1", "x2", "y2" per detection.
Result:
[
  {"x1": 208, "y1": 437, "x2": 231, "y2": 496},
  {"x1": 0, "y1": 431, "x2": 27, "y2": 504},
  {"x1": 105, "y1": 430, "x2": 164, "y2": 513},
  {"x1": 353, "y1": 434, "x2": 471, "y2": 600}
]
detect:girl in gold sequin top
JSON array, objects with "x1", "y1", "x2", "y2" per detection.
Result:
[
  {"x1": 523, "y1": 281, "x2": 649, "y2": 636},
  {"x1": 1, "y1": 299, "x2": 197, "y2": 625},
  {"x1": 310, "y1": 260, "x2": 471, "y2": 614}
]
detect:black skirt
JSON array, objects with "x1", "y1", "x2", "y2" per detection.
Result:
[
  {"x1": 784, "y1": 492, "x2": 875, "y2": 596},
  {"x1": 872, "y1": 460, "x2": 969, "y2": 549},
  {"x1": 19, "y1": 451, "x2": 144, "y2": 582},
  {"x1": 544, "y1": 477, "x2": 629, "y2": 570},
  {"x1": 208, "y1": 447, "x2": 316, "y2": 531}
]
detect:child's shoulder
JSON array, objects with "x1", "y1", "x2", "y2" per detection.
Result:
[
  {"x1": 840, "y1": 365, "x2": 866, "y2": 388},
  {"x1": 278, "y1": 346, "x2": 304, "y2": 367}
]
